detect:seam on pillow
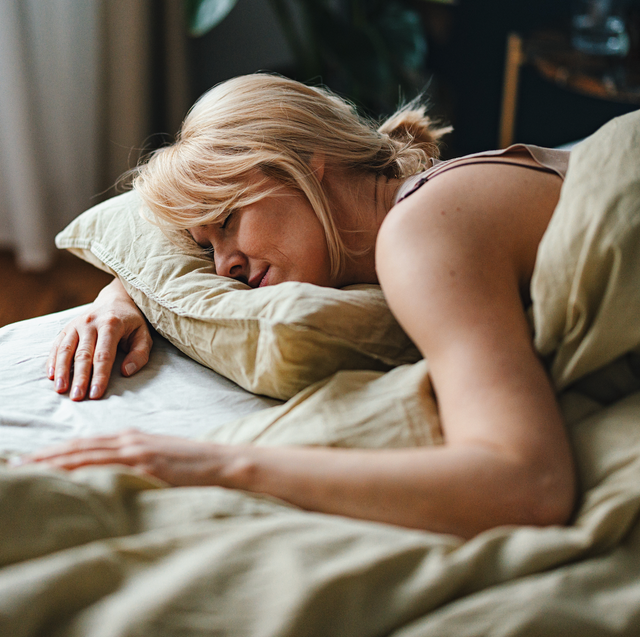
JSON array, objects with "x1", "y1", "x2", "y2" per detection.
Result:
[{"x1": 55, "y1": 237, "x2": 93, "y2": 250}]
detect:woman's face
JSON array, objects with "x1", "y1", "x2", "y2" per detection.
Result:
[{"x1": 188, "y1": 183, "x2": 334, "y2": 288}]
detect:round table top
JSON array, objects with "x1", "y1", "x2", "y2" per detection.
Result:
[{"x1": 524, "y1": 31, "x2": 640, "y2": 104}]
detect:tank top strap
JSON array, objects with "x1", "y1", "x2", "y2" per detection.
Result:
[{"x1": 395, "y1": 144, "x2": 571, "y2": 205}]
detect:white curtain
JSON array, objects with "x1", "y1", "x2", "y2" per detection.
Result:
[{"x1": 0, "y1": 0, "x2": 188, "y2": 270}]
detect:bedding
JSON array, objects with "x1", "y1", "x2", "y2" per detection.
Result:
[{"x1": 1, "y1": 109, "x2": 640, "y2": 636}]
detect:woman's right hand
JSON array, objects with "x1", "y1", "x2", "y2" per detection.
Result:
[{"x1": 47, "y1": 278, "x2": 153, "y2": 401}]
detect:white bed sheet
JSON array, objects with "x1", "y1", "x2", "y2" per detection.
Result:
[{"x1": 0, "y1": 306, "x2": 279, "y2": 457}]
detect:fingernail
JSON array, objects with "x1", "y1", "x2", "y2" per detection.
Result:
[
  {"x1": 89, "y1": 385, "x2": 100, "y2": 399},
  {"x1": 55, "y1": 378, "x2": 65, "y2": 392},
  {"x1": 9, "y1": 455, "x2": 25, "y2": 467},
  {"x1": 48, "y1": 367, "x2": 55, "y2": 379},
  {"x1": 70, "y1": 386, "x2": 82, "y2": 400},
  {"x1": 124, "y1": 363, "x2": 137, "y2": 376}
]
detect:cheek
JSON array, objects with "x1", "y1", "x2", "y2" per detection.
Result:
[
  {"x1": 295, "y1": 230, "x2": 333, "y2": 284},
  {"x1": 271, "y1": 213, "x2": 324, "y2": 263}
]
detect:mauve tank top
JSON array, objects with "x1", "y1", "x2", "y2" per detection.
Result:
[{"x1": 394, "y1": 144, "x2": 570, "y2": 205}]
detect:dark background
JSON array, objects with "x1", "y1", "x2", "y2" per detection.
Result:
[
  {"x1": 186, "y1": 0, "x2": 639, "y2": 158},
  {"x1": 424, "y1": 0, "x2": 639, "y2": 156}
]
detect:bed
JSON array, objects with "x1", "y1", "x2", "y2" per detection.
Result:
[{"x1": 1, "y1": 111, "x2": 640, "y2": 636}]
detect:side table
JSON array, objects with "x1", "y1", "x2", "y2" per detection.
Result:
[{"x1": 499, "y1": 31, "x2": 640, "y2": 148}]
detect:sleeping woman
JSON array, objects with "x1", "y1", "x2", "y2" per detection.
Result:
[{"x1": 20, "y1": 74, "x2": 576, "y2": 538}]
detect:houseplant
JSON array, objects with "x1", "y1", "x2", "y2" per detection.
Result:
[{"x1": 184, "y1": 0, "x2": 429, "y2": 114}]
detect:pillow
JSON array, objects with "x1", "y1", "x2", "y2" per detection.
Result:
[{"x1": 56, "y1": 190, "x2": 421, "y2": 400}]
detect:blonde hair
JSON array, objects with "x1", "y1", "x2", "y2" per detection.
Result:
[{"x1": 133, "y1": 73, "x2": 450, "y2": 278}]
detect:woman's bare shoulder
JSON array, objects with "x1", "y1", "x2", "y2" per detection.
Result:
[
  {"x1": 380, "y1": 165, "x2": 520, "y2": 274},
  {"x1": 390, "y1": 158, "x2": 559, "y2": 228},
  {"x1": 375, "y1": 160, "x2": 564, "y2": 359},
  {"x1": 379, "y1": 160, "x2": 562, "y2": 292},
  {"x1": 377, "y1": 173, "x2": 519, "y2": 349}
]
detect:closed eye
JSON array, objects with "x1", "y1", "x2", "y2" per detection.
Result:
[{"x1": 221, "y1": 212, "x2": 233, "y2": 229}]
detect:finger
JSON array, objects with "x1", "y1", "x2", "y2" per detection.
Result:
[
  {"x1": 35, "y1": 429, "x2": 142, "y2": 460},
  {"x1": 87, "y1": 326, "x2": 122, "y2": 400},
  {"x1": 18, "y1": 431, "x2": 149, "y2": 471},
  {"x1": 20, "y1": 434, "x2": 126, "y2": 463},
  {"x1": 121, "y1": 327, "x2": 153, "y2": 377},
  {"x1": 46, "y1": 331, "x2": 66, "y2": 379},
  {"x1": 69, "y1": 328, "x2": 99, "y2": 401},
  {"x1": 38, "y1": 450, "x2": 138, "y2": 471},
  {"x1": 54, "y1": 330, "x2": 80, "y2": 394}
]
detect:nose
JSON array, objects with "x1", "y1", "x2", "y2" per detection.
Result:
[
  {"x1": 189, "y1": 226, "x2": 248, "y2": 283},
  {"x1": 214, "y1": 247, "x2": 248, "y2": 283}
]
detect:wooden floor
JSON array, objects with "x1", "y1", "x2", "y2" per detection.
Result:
[{"x1": 0, "y1": 250, "x2": 113, "y2": 328}]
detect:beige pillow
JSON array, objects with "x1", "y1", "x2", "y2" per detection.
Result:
[{"x1": 56, "y1": 190, "x2": 421, "y2": 400}]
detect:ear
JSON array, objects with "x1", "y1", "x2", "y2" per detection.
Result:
[{"x1": 309, "y1": 153, "x2": 325, "y2": 182}]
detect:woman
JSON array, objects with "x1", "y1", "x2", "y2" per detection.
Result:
[{"x1": 23, "y1": 74, "x2": 576, "y2": 538}]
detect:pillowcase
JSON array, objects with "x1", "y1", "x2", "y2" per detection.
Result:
[{"x1": 56, "y1": 190, "x2": 421, "y2": 400}]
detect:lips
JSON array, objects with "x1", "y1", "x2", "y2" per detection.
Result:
[
  {"x1": 249, "y1": 267, "x2": 270, "y2": 289},
  {"x1": 258, "y1": 267, "x2": 270, "y2": 287}
]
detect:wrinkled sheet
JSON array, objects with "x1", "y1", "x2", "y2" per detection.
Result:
[
  {"x1": 2, "y1": 111, "x2": 640, "y2": 636},
  {"x1": 0, "y1": 307, "x2": 279, "y2": 457}
]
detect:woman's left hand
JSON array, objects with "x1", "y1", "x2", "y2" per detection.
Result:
[{"x1": 13, "y1": 430, "x2": 233, "y2": 487}]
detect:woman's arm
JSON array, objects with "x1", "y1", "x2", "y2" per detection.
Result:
[
  {"x1": 18, "y1": 426, "x2": 572, "y2": 537},
  {"x1": 372, "y1": 161, "x2": 577, "y2": 533},
  {"x1": 48, "y1": 277, "x2": 152, "y2": 400}
]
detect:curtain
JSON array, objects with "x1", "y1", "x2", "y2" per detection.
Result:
[{"x1": 0, "y1": 0, "x2": 189, "y2": 270}]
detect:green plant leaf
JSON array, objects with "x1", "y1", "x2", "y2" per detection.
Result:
[
  {"x1": 377, "y1": 4, "x2": 427, "y2": 72},
  {"x1": 292, "y1": 0, "x2": 428, "y2": 113},
  {"x1": 185, "y1": 0, "x2": 238, "y2": 37}
]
